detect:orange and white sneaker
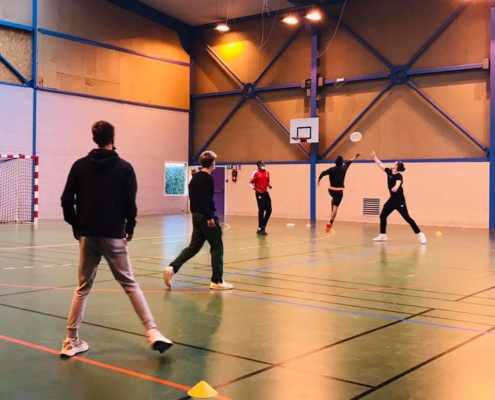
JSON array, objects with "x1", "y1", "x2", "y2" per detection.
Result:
[
  {"x1": 60, "y1": 337, "x2": 89, "y2": 357},
  {"x1": 325, "y1": 222, "x2": 332, "y2": 233},
  {"x1": 210, "y1": 281, "x2": 233, "y2": 290}
]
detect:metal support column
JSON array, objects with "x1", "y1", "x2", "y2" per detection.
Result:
[
  {"x1": 309, "y1": 33, "x2": 319, "y2": 222},
  {"x1": 31, "y1": 0, "x2": 38, "y2": 223},
  {"x1": 490, "y1": 4, "x2": 495, "y2": 228}
]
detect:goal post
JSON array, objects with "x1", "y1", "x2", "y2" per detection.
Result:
[{"x1": 0, "y1": 154, "x2": 39, "y2": 225}]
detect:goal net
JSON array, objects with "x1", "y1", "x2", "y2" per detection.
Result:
[{"x1": 0, "y1": 154, "x2": 39, "y2": 224}]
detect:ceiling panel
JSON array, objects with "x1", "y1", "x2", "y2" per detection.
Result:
[{"x1": 138, "y1": 0, "x2": 296, "y2": 26}]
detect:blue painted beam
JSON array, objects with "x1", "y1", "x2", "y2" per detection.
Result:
[
  {"x1": 0, "y1": 19, "x2": 32, "y2": 31},
  {"x1": 254, "y1": 25, "x2": 304, "y2": 86},
  {"x1": 324, "y1": 73, "x2": 390, "y2": 85},
  {"x1": 322, "y1": 82, "x2": 394, "y2": 158},
  {"x1": 406, "y1": 2, "x2": 469, "y2": 69},
  {"x1": 0, "y1": 54, "x2": 28, "y2": 84},
  {"x1": 489, "y1": 5, "x2": 495, "y2": 229},
  {"x1": 328, "y1": 15, "x2": 392, "y2": 69},
  {"x1": 39, "y1": 29, "x2": 189, "y2": 67},
  {"x1": 192, "y1": 83, "x2": 302, "y2": 99},
  {"x1": 309, "y1": 32, "x2": 319, "y2": 222},
  {"x1": 408, "y1": 63, "x2": 484, "y2": 76},
  {"x1": 31, "y1": 0, "x2": 39, "y2": 222},
  {"x1": 192, "y1": 90, "x2": 243, "y2": 99},
  {"x1": 255, "y1": 83, "x2": 302, "y2": 92},
  {"x1": 254, "y1": 95, "x2": 310, "y2": 158},
  {"x1": 189, "y1": 56, "x2": 195, "y2": 163},
  {"x1": 193, "y1": 97, "x2": 247, "y2": 160},
  {"x1": 206, "y1": 45, "x2": 245, "y2": 87},
  {"x1": 406, "y1": 79, "x2": 488, "y2": 155}
]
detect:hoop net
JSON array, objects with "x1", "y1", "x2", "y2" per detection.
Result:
[{"x1": 0, "y1": 154, "x2": 39, "y2": 224}]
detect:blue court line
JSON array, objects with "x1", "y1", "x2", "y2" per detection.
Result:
[
  {"x1": 174, "y1": 244, "x2": 419, "y2": 286},
  {"x1": 225, "y1": 292, "x2": 495, "y2": 336},
  {"x1": 171, "y1": 284, "x2": 495, "y2": 336}
]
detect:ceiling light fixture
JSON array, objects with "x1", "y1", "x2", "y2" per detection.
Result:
[
  {"x1": 281, "y1": 15, "x2": 299, "y2": 25},
  {"x1": 305, "y1": 10, "x2": 322, "y2": 21},
  {"x1": 215, "y1": 23, "x2": 229, "y2": 32}
]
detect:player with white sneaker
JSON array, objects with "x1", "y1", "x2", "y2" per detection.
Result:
[
  {"x1": 163, "y1": 150, "x2": 233, "y2": 290},
  {"x1": 60, "y1": 121, "x2": 172, "y2": 357},
  {"x1": 371, "y1": 150, "x2": 426, "y2": 244}
]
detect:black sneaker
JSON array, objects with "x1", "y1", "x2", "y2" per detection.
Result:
[{"x1": 257, "y1": 229, "x2": 267, "y2": 235}]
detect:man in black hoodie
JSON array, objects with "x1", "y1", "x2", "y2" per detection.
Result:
[{"x1": 60, "y1": 121, "x2": 172, "y2": 357}]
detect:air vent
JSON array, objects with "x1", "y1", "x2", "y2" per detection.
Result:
[{"x1": 363, "y1": 198, "x2": 380, "y2": 216}]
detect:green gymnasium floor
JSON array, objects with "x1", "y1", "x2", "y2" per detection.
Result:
[{"x1": 0, "y1": 215, "x2": 494, "y2": 400}]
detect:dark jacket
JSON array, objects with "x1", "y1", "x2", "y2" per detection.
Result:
[
  {"x1": 61, "y1": 149, "x2": 137, "y2": 239},
  {"x1": 189, "y1": 171, "x2": 216, "y2": 220}
]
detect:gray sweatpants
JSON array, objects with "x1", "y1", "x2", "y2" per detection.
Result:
[{"x1": 66, "y1": 237, "x2": 157, "y2": 339}]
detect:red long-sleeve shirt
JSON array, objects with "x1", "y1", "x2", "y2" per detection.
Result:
[{"x1": 250, "y1": 169, "x2": 271, "y2": 193}]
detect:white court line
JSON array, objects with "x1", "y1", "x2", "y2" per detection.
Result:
[
  {"x1": 42, "y1": 265, "x2": 53, "y2": 268},
  {"x1": 61, "y1": 264, "x2": 72, "y2": 267},
  {"x1": 24, "y1": 266, "x2": 34, "y2": 269},
  {"x1": 3, "y1": 267, "x2": 15, "y2": 270}
]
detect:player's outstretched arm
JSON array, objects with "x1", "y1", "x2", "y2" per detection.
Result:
[{"x1": 371, "y1": 150, "x2": 386, "y2": 171}]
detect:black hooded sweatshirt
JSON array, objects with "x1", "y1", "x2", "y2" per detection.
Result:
[{"x1": 61, "y1": 149, "x2": 137, "y2": 239}]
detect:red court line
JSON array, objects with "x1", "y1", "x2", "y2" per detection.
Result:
[{"x1": 0, "y1": 334, "x2": 233, "y2": 400}]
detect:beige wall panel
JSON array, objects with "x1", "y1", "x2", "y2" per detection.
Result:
[
  {"x1": 225, "y1": 162, "x2": 488, "y2": 229},
  {"x1": 195, "y1": 18, "x2": 309, "y2": 94},
  {"x1": 0, "y1": 26, "x2": 32, "y2": 81},
  {"x1": 193, "y1": 96, "x2": 242, "y2": 153},
  {"x1": 193, "y1": 41, "x2": 241, "y2": 94},
  {"x1": 193, "y1": 92, "x2": 307, "y2": 162},
  {"x1": 319, "y1": 20, "x2": 389, "y2": 79},
  {"x1": 0, "y1": 0, "x2": 31, "y2": 26},
  {"x1": 323, "y1": 82, "x2": 486, "y2": 161},
  {"x1": 38, "y1": 34, "x2": 189, "y2": 109},
  {"x1": 413, "y1": 71, "x2": 489, "y2": 147},
  {"x1": 332, "y1": 0, "x2": 469, "y2": 66},
  {"x1": 39, "y1": 0, "x2": 188, "y2": 63},
  {"x1": 413, "y1": 1, "x2": 490, "y2": 69}
]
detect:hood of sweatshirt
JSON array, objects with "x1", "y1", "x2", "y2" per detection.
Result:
[{"x1": 88, "y1": 149, "x2": 120, "y2": 171}]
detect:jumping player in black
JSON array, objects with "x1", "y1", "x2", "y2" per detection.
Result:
[
  {"x1": 318, "y1": 152, "x2": 361, "y2": 233},
  {"x1": 371, "y1": 150, "x2": 426, "y2": 244}
]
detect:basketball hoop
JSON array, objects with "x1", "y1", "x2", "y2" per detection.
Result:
[{"x1": 291, "y1": 137, "x2": 308, "y2": 143}]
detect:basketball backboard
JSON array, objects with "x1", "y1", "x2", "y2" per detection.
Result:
[{"x1": 290, "y1": 118, "x2": 319, "y2": 144}]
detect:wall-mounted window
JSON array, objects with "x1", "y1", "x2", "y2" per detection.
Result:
[{"x1": 164, "y1": 162, "x2": 187, "y2": 196}]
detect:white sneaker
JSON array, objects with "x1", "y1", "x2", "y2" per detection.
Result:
[
  {"x1": 163, "y1": 267, "x2": 174, "y2": 288},
  {"x1": 418, "y1": 232, "x2": 427, "y2": 244},
  {"x1": 60, "y1": 337, "x2": 89, "y2": 357},
  {"x1": 146, "y1": 329, "x2": 173, "y2": 353},
  {"x1": 210, "y1": 281, "x2": 233, "y2": 290},
  {"x1": 373, "y1": 234, "x2": 388, "y2": 242}
]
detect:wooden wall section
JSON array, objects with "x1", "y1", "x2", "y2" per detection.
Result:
[
  {"x1": 0, "y1": 26, "x2": 32, "y2": 83},
  {"x1": 37, "y1": 0, "x2": 190, "y2": 109},
  {"x1": 193, "y1": 18, "x2": 310, "y2": 162},
  {"x1": 322, "y1": 0, "x2": 489, "y2": 160},
  {"x1": 193, "y1": 0, "x2": 490, "y2": 162}
]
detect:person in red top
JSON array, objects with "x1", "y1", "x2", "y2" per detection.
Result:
[{"x1": 250, "y1": 160, "x2": 272, "y2": 235}]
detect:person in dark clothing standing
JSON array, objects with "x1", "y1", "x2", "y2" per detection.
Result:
[
  {"x1": 371, "y1": 150, "x2": 426, "y2": 244},
  {"x1": 60, "y1": 120, "x2": 172, "y2": 357},
  {"x1": 318, "y1": 152, "x2": 361, "y2": 233},
  {"x1": 163, "y1": 151, "x2": 233, "y2": 290},
  {"x1": 250, "y1": 160, "x2": 272, "y2": 235}
]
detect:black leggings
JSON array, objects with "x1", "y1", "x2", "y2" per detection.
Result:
[
  {"x1": 255, "y1": 192, "x2": 272, "y2": 229},
  {"x1": 380, "y1": 197, "x2": 420, "y2": 234}
]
